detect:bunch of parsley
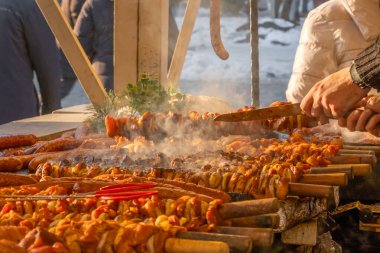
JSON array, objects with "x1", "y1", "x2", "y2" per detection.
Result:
[{"x1": 90, "y1": 74, "x2": 186, "y2": 129}]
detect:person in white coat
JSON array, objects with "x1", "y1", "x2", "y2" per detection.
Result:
[{"x1": 286, "y1": 0, "x2": 380, "y2": 103}]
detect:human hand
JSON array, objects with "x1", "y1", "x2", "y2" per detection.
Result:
[
  {"x1": 338, "y1": 95, "x2": 380, "y2": 136},
  {"x1": 301, "y1": 67, "x2": 370, "y2": 120}
]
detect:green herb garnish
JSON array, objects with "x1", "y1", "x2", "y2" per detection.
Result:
[{"x1": 89, "y1": 74, "x2": 187, "y2": 129}]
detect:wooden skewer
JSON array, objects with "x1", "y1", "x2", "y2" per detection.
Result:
[
  {"x1": 343, "y1": 144, "x2": 380, "y2": 153},
  {"x1": 165, "y1": 238, "x2": 229, "y2": 253},
  {"x1": 299, "y1": 173, "x2": 348, "y2": 186},
  {"x1": 289, "y1": 183, "x2": 339, "y2": 210},
  {"x1": 327, "y1": 154, "x2": 377, "y2": 165},
  {"x1": 219, "y1": 198, "x2": 279, "y2": 219},
  {"x1": 338, "y1": 149, "x2": 375, "y2": 156},
  {"x1": 230, "y1": 214, "x2": 280, "y2": 228},
  {"x1": 288, "y1": 183, "x2": 336, "y2": 198},
  {"x1": 327, "y1": 164, "x2": 372, "y2": 176},
  {"x1": 309, "y1": 166, "x2": 353, "y2": 179},
  {"x1": 216, "y1": 227, "x2": 274, "y2": 247},
  {"x1": 177, "y1": 232, "x2": 251, "y2": 253}
]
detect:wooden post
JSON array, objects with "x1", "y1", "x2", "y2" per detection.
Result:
[
  {"x1": 114, "y1": 0, "x2": 138, "y2": 95},
  {"x1": 167, "y1": 0, "x2": 201, "y2": 88},
  {"x1": 250, "y1": 0, "x2": 260, "y2": 107},
  {"x1": 35, "y1": 0, "x2": 108, "y2": 108},
  {"x1": 138, "y1": 0, "x2": 169, "y2": 87}
]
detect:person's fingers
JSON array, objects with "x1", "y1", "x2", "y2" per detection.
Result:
[
  {"x1": 365, "y1": 96, "x2": 380, "y2": 113},
  {"x1": 355, "y1": 109, "x2": 373, "y2": 132},
  {"x1": 353, "y1": 97, "x2": 370, "y2": 108},
  {"x1": 338, "y1": 117, "x2": 347, "y2": 128},
  {"x1": 300, "y1": 93, "x2": 314, "y2": 117},
  {"x1": 346, "y1": 110, "x2": 362, "y2": 131},
  {"x1": 365, "y1": 114, "x2": 380, "y2": 132},
  {"x1": 374, "y1": 127, "x2": 380, "y2": 137},
  {"x1": 310, "y1": 99, "x2": 324, "y2": 118},
  {"x1": 321, "y1": 97, "x2": 333, "y2": 118}
]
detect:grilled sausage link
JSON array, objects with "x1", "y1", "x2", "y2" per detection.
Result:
[
  {"x1": 0, "y1": 173, "x2": 37, "y2": 187},
  {"x1": 34, "y1": 138, "x2": 82, "y2": 153},
  {"x1": 0, "y1": 157, "x2": 24, "y2": 172},
  {"x1": 0, "y1": 134, "x2": 38, "y2": 150}
]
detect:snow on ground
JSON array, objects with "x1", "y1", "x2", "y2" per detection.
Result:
[{"x1": 62, "y1": 11, "x2": 302, "y2": 109}]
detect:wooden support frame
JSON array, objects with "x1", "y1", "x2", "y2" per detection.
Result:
[
  {"x1": 167, "y1": 0, "x2": 201, "y2": 87},
  {"x1": 138, "y1": 0, "x2": 169, "y2": 87},
  {"x1": 114, "y1": 0, "x2": 138, "y2": 95},
  {"x1": 114, "y1": 0, "x2": 170, "y2": 90},
  {"x1": 250, "y1": 0, "x2": 260, "y2": 107},
  {"x1": 35, "y1": 0, "x2": 108, "y2": 108}
]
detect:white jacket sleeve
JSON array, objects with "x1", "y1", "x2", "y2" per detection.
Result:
[{"x1": 286, "y1": 9, "x2": 338, "y2": 103}]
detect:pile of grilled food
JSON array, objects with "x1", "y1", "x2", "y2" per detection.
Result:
[{"x1": 0, "y1": 109, "x2": 377, "y2": 253}]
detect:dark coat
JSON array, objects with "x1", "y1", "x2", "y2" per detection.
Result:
[
  {"x1": 59, "y1": 0, "x2": 85, "y2": 82},
  {"x1": 0, "y1": 0, "x2": 61, "y2": 124},
  {"x1": 61, "y1": 0, "x2": 86, "y2": 28},
  {"x1": 74, "y1": 0, "x2": 114, "y2": 91}
]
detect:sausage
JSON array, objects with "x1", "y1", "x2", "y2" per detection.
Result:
[
  {"x1": 0, "y1": 157, "x2": 23, "y2": 172},
  {"x1": 34, "y1": 138, "x2": 82, "y2": 153},
  {"x1": 0, "y1": 173, "x2": 37, "y2": 187},
  {"x1": 210, "y1": 0, "x2": 229, "y2": 60},
  {"x1": 0, "y1": 147, "x2": 25, "y2": 157},
  {"x1": 14, "y1": 153, "x2": 44, "y2": 167},
  {"x1": 28, "y1": 153, "x2": 63, "y2": 172},
  {"x1": 0, "y1": 226, "x2": 29, "y2": 242},
  {"x1": 0, "y1": 134, "x2": 38, "y2": 150}
]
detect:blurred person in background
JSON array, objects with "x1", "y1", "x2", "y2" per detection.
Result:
[
  {"x1": 313, "y1": 0, "x2": 329, "y2": 7},
  {"x1": 286, "y1": 0, "x2": 380, "y2": 103},
  {"x1": 59, "y1": 0, "x2": 85, "y2": 98},
  {"x1": 0, "y1": 0, "x2": 61, "y2": 125},
  {"x1": 74, "y1": 0, "x2": 114, "y2": 91}
]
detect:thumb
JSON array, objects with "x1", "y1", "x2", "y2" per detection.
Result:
[{"x1": 365, "y1": 95, "x2": 380, "y2": 113}]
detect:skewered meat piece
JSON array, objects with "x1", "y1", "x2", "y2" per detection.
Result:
[{"x1": 104, "y1": 106, "x2": 320, "y2": 141}]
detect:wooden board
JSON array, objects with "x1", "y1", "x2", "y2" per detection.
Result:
[
  {"x1": 53, "y1": 104, "x2": 94, "y2": 114},
  {"x1": 114, "y1": 0, "x2": 138, "y2": 95},
  {"x1": 35, "y1": 0, "x2": 108, "y2": 108},
  {"x1": 138, "y1": 0, "x2": 169, "y2": 86},
  {"x1": 0, "y1": 113, "x2": 89, "y2": 140}
]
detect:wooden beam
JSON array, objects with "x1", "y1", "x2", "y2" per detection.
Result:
[
  {"x1": 138, "y1": 0, "x2": 169, "y2": 86},
  {"x1": 114, "y1": 0, "x2": 138, "y2": 95},
  {"x1": 167, "y1": 0, "x2": 201, "y2": 88},
  {"x1": 35, "y1": 0, "x2": 108, "y2": 108}
]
